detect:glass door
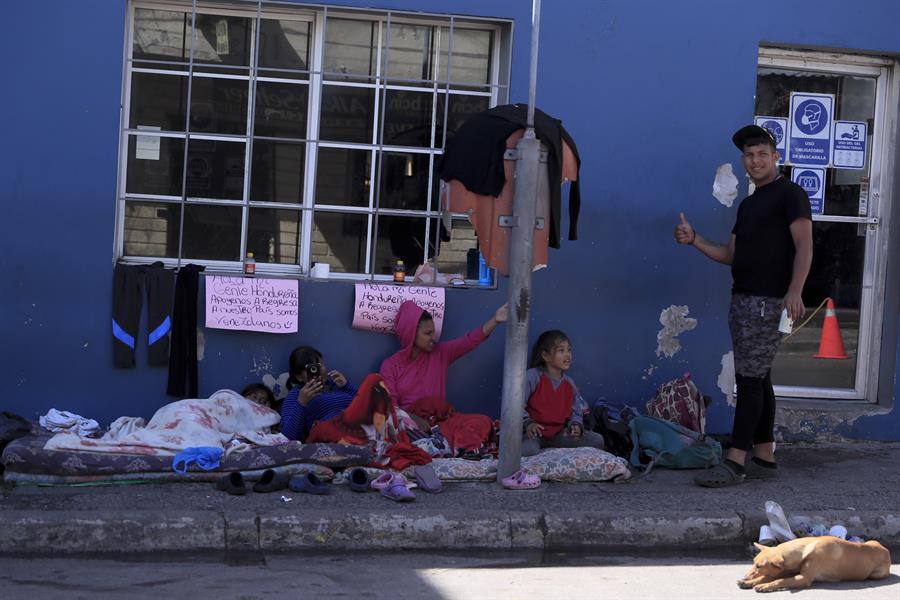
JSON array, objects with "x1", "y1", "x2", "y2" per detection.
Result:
[{"x1": 755, "y1": 48, "x2": 894, "y2": 401}]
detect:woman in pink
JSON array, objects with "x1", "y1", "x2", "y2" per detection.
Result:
[{"x1": 380, "y1": 300, "x2": 507, "y2": 453}]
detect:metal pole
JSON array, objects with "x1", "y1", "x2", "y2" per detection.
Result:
[
  {"x1": 497, "y1": 0, "x2": 542, "y2": 482},
  {"x1": 526, "y1": 0, "x2": 541, "y2": 129}
]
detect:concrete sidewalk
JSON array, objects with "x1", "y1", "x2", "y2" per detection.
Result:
[{"x1": 1, "y1": 443, "x2": 898, "y2": 555}]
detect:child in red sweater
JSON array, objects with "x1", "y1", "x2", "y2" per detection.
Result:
[{"x1": 522, "y1": 330, "x2": 606, "y2": 456}]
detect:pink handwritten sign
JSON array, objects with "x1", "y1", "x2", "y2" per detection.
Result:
[
  {"x1": 352, "y1": 283, "x2": 445, "y2": 337},
  {"x1": 205, "y1": 276, "x2": 298, "y2": 333}
]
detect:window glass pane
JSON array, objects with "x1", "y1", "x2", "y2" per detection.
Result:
[
  {"x1": 440, "y1": 27, "x2": 492, "y2": 86},
  {"x1": 383, "y1": 90, "x2": 433, "y2": 147},
  {"x1": 191, "y1": 14, "x2": 252, "y2": 71},
  {"x1": 258, "y1": 19, "x2": 310, "y2": 78},
  {"x1": 250, "y1": 141, "x2": 304, "y2": 203},
  {"x1": 379, "y1": 152, "x2": 429, "y2": 210},
  {"x1": 436, "y1": 94, "x2": 490, "y2": 146},
  {"x1": 185, "y1": 139, "x2": 245, "y2": 200},
  {"x1": 315, "y1": 148, "x2": 371, "y2": 207},
  {"x1": 126, "y1": 136, "x2": 185, "y2": 197},
  {"x1": 323, "y1": 18, "x2": 377, "y2": 81},
  {"x1": 319, "y1": 85, "x2": 375, "y2": 143},
  {"x1": 248, "y1": 208, "x2": 302, "y2": 264},
  {"x1": 434, "y1": 218, "x2": 478, "y2": 278},
  {"x1": 254, "y1": 82, "x2": 308, "y2": 139},
  {"x1": 374, "y1": 215, "x2": 432, "y2": 275},
  {"x1": 123, "y1": 201, "x2": 181, "y2": 258},
  {"x1": 187, "y1": 76, "x2": 248, "y2": 135},
  {"x1": 386, "y1": 23, "x2": 433, "y2": 81},
  {"x1": 312, "y1": 212, "x2": 367, "y2": 273},
  {"x1": 130, "y1": 73, "x2": 188, "y2": 131},
  {"x1": 133, "y1": 8, "x2": 189, "y2": 66},
  {"x1": 772, "y1": 221, "x2": 863, "y2": 388},
  {"x1": 182, "y1": 204, "x2": 242, "y2": 260}
]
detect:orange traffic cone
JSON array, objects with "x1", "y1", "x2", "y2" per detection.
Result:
[{"x1": 814, "y1": 298, "x2": 848, "y2": 359}]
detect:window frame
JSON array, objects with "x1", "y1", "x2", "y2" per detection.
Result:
[{"x1": 115, "y1": 0, "x2": 511, "y2": 285}]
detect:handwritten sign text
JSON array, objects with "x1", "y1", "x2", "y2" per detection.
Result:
[
  {"x1": 352, "y1": 283, "x2": 445, "y2": 337},
  {"x1": 205, "y1": 276, "x2": 298, "y2": 334}
]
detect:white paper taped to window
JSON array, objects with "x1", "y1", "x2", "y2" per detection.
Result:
[{"x1": 136, "y1": 125, "x2": 161, "y2": 161}]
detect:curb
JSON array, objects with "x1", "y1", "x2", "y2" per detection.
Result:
[{"x1": 1, "y1": 510, "x2": 897, "y2": 555}]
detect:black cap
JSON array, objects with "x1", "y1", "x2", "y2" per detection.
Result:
[{"x1": 732, "y1": 124, "x2": 776, "y2": 150}]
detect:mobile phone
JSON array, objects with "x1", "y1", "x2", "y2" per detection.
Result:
[{"x1": 304, "y1": 363, "x2": 321, "y2": 380}]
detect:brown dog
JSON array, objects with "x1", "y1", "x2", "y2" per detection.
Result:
[{"x1": 737, "y1": 536, "x2": 891, "y2": 592}]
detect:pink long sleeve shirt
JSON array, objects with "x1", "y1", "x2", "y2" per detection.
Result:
[{"x1": 379, "y1": 301, "x2": 487, "y2": 411}]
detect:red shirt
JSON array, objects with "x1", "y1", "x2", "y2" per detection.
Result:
[{"x1": 526, "y1": 372, "x2": 575, "y2": 438}]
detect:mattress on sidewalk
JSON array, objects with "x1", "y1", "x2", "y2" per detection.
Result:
[{"x1": 1, "y1": 432, "x2": 371, "y2": 485}]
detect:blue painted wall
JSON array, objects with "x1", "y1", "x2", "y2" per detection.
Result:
[{"x1": 2, "y1": 1, "x2": 898, "y2": 440}]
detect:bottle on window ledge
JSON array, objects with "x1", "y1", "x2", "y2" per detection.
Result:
[
  {"x1": 393, "y1": 260, "x2": 406, "y2": 284},
  {"x1": 244, "y1": 252, "x2": 256, "y2": 277}
]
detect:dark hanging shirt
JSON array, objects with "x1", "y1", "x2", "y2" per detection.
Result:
[{"x1": 438, "y1": 104, "x2": 581, "y2": 248}]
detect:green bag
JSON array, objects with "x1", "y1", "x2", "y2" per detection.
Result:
[{"x1": 628, "y1": 416, "x2": 722, "y2": 471}]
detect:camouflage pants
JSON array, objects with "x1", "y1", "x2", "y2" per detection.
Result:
[{"x1": 729, "y1": 293, "x2": 784, "y2": 377}]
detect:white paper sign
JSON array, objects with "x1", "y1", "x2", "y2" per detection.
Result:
[
  {"x1": 205, "y1": 276, "x2": 299, "y2": 333},
  {"x1": 832, "y1": 120, "x2": 867, "y2": 169},
  {"x1": 788, "y1": 92, "x2": 834, "y2": 167},
  {"x1": 352, "y1": 283, "x2": 445, "y2": 337},
  {"x1": 135, "y1": 125, "x2": 161, "y2": 161},
  {"x1": 792, "y1": 167, "x2": 826, "y2": 215}
]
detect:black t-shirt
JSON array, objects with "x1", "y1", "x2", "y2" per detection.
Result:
[{"x1": 730, "y1": 176, "x2": 812, "y2": 297}]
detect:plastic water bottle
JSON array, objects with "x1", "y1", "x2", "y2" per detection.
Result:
[
  {"x1": 478, "y1": 252, "x2": 491, "y2": 285},
  {"x1": 393, "y1": 260, "x2": 406, "y2": 283},
  {"x1": 243, "y1": 252, "x2": 256, "y2": 277}
]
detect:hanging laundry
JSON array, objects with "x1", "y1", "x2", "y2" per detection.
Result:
[
  {"x1": 167, "y1": 264, "x2": 205, "y2": 398},
  {"x1": 112, "y1": 262, "x2": 175, "y2": 368},
  {"x1": 438, "y1": 104, "x2": 582, "y2": 274}
]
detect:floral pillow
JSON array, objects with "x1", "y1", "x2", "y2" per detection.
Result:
[
  {"x1": 522, "y1": 447, "x2": 631, "y2": 482},
  {"x1": 423, "y1": 448, "x2": 631, "y2": 482}
]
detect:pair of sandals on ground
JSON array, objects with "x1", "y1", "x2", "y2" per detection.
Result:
[
  {"x1": 214, "y1": 469, "x2": 295, "y2": 495},
  {"x1": 214, "y1": 464, "x2": 443, "y2": 501}
]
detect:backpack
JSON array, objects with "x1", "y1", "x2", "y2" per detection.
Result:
[
  {"x1": 646, "y1": 373, "x2": 710, "y2": 434},
  {"x1": 628, "y1": 416, "x2": 722, "y2": 472},
  {"x1": 585, "y1": 404, "x2": 634, "y2": 459}
]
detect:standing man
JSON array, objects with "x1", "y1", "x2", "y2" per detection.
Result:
[{"x1": 675, "y1": 125, "x2": 813, "y2": 487}]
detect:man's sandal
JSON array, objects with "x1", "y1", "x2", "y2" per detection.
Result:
[{"x1": 693, "y1": 462, "x2": 745, "y2": 488}]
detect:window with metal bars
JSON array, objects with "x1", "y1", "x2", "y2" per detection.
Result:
[{"x1": 118, "y1": 1, "x2": 510, "y2": 282}]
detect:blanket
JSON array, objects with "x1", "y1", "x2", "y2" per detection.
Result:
[{"x1": 44, "y1": 389, "x2": 287, "y2": 456}]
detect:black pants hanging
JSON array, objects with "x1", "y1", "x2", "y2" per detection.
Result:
[
  {"x1": 167, "y1": 264, "x2": 204, "y2": 398},
  {"x1": 112, "y1": 262, "x2": 175, "y2": 368}
]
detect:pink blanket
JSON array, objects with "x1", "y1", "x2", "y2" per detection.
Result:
[{"x1": 44, "y1": 389, "x2": 287, "y2": 456}]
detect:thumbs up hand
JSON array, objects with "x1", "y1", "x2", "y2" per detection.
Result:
[{"x1": 674, "y1": 212, "x2": 696, "y2": 245}]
